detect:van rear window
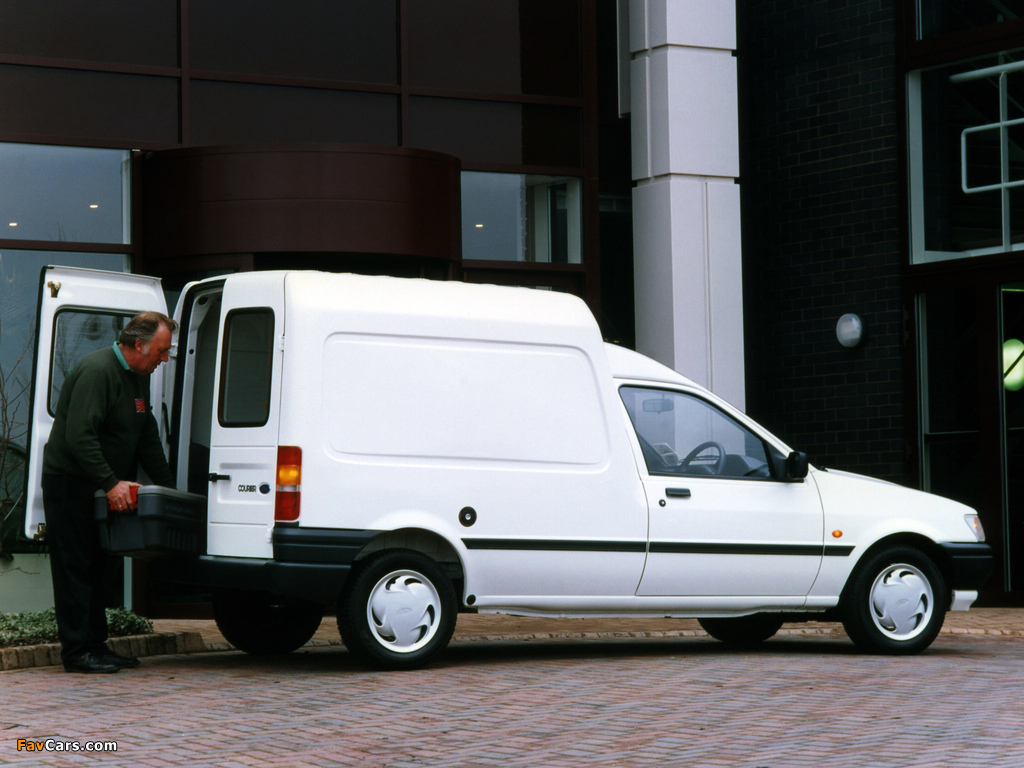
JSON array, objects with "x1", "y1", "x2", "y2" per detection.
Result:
[{"x1": 219, "y1": 309, "x2": 274, "y2": 427}]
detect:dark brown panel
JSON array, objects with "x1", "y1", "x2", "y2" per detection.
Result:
[
  {"x1": 0, "y1": 65, "x2": 180, "y2": 145},
  {"x1": 0, "y1": 0, "x2": 178, "y2": 67},
  {"x1": 142, "y1": 145, "x2": 461, "y2": 268},
  {"x1": 406, "y1": 97, "x2": 581, "y2": 168},
  {"x1": 190, "y1": 81, "x2": 399, "y2": 146},
  {"x1": 189, "y1": 0, "x2": 397, "y2": 85}
]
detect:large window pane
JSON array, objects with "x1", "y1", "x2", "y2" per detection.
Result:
[
  {"x1": 917, "y1": 1, "x2": 1024, "y2": 40},
  {"x1": 219, "y1": 310, "x2": 275, "y2": 427},
  {"x1": 190, "y1": 82, "x2": 399, "y2": 146},
  {"x1": 190, "y1": 0, "x2": 397, "y2": 85},
  {"x1": 1002, "y1": 284, "x2": 1024, "y2": 589},
  {"x1": 0, "y1": 250, "x2": 127, "y2": 554},
  {"x1": 909, "y1": 51, "x2": 1024, "y2": 263},
  {"x1": 918, "y1": 289, "x2": 981, "y2": 509},
  {"x1": 0, "y1": 0, "x2": 178, "y2": 67},
  {"x1": 408, "y1": 0, "x2": 580, "y2": 97},
  {"x1": 462, "y1": 172, "x2": 581, "y2": 263},
  {"x1": 0, "y1": 144, "x2": 131, "y2": 244}
]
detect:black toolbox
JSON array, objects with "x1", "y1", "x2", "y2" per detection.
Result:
[{"x1": 94, "y1": 486, "x2": 207, "y2": 559}]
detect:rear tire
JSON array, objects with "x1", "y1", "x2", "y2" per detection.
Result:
[
  {"x1": 338, "y1": 550, "x2": 457, "y2": 670},
  {"x1": 698, "y1": 614, "x2": 784, "y2": 647},
  {"x1": 841, "y1": 546, "x2": 946, "y2": 655},
  {"x1": 213, "y1": 589, "x2": 323, "y2": 655}
]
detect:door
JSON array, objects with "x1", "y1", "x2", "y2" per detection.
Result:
[
  {"x1": 25, "y1": 265, "x2": 168, "y2": 540},
  {"x1": 619, "y1": 386, "x2": 824, "y2": 606},
  {"x1": 202, "y1": 277, "x2": 284, "y2": 559}
]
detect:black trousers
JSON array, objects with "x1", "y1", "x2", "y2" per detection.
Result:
[{"x1": 42, "y1": 473, "x2": 116, "y2": 662}]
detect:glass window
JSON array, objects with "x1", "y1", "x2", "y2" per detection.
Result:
[
  {"x1": 917, "y1": 290, "x2": 981, "y2": 509},
  {"x1": 407, "y1": 97, "x2": 581, "y2": 167},
  {"x1": 462, "y1": 172, "x2": 582, "y2": 262},
  {"x1": 408, "y1": 0, "x2": 580, "y2": 97},
  {"x1": 908, "y1": 50, "x2": 1024, "y2": 263},
  {"x1": 190, "y1": 0, "x2": 397, "y2": 85},
  {"x1": 219, "y1": 309, "x2": 274, "y2": 427},
  {"x1": 190, "y1": 81, "x2": 399, "y2": 146},
  {"x1": 916, "y1": 1, "x2": 1024, "y2": 40},
  {"x1": 0, "y1": 249, "x2": 127, "y2": 554},
  {"x1": 0, "y1": 144, "x2": 131, "y2": 244},
  {"x1": 619, "y1": 387, "x2": 772, "y2": 479},
  {"x1": 1002, "y1": 284, "x2": 1024, "y2": 588},
  {"x1": 0, "y1": 0, "x2": 178, "y2": 67},
  {"x1": 0, "y1": 66, "x2": 179, "y2": 146},
  {"x1": 48, "y1": 310, "x2": 132, "y2": 413}
]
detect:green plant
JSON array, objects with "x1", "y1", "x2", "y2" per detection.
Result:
[{"x1": 0, "y1": 606, "x2": 154, "y2": 648}]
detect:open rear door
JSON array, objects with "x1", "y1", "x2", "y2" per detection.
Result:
[{"x1": 23, "y1": 265, "x2": 168, "y2": 541}]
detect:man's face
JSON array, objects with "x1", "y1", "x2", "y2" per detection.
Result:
[{"x1": 135, "y1": 325, "x2": 173, "y2": 375}]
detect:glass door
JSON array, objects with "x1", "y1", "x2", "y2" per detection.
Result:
[{"x1": 1001, "y1": 284, "x2": 1024, "y2": 590}]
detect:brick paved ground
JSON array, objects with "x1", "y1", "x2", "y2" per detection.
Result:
[{"x1": 3, "y1": 626, "x2": 1023, "y2": 767}]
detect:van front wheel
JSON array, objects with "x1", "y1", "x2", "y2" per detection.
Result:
[{"x1": 338, "y1": 550, "x2": 457, "y2": 670}]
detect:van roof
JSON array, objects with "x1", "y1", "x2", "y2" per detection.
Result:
[{"x1": 604, "y1": 343, "x2": 699, "y2": 389}]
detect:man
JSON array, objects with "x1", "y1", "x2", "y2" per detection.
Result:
[{"x1": 42, "y1": 311, "x2": 178, "y2": 673}]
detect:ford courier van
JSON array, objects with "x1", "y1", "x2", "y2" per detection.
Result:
[{"x1": 25, "y1": 266, "x2": 993, "y2": 669}]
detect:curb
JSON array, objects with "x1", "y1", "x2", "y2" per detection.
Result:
[
  {"x1": 4, "y1": 624, "x2": 1023, "y2": 672},
  {"x1": 0, "y1": 631, "x2": 206, "y2": 672}
]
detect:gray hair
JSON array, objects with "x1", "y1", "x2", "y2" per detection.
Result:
[{"x1": 119, "y1": 311, "x2": 178, "y2": 347}]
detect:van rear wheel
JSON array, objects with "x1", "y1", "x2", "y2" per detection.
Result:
[
  {"x1": 338, "y1": 550, "x2": 457, "y2": 670},
  {"x1": 213, "y1": 589, "x2": 323, "y2": 655}
]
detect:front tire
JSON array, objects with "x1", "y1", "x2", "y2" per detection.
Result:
[
  {"x1": 213, "y1": 589, "x2": 323, "y2": 655},
  {"x1": 841, "y1": 546, "x2": 946, "y2": 655},
  {"x1": 338, "y1": 550, "x2": 457, "y2": 670},
  {"x1": 698, "y1": 614, "x2": 784, "y2": 647}
]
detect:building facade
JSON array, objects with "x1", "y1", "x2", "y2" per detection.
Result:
[{"x1": 1, "y1": 1, "x2": 1021, "y2": 606}]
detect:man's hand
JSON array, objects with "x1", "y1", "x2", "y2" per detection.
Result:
[{"x1": 106, "y1": 481, "x2": 140, "y2": 513}]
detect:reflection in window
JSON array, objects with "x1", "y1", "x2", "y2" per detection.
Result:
[
  {"x1": 619, "y1": 387, "x2": 771, "y2": 479},
  {"x1": 0, "y1": 143, "x2": 131, "y2": 244},
  {"x1": 908, "y1": 51, "x2": 1024, "y2": 263},
  {"x1": 219, "y1": 309, "x2": 274, "y2": 427},
  {"x1": 916, "y1": 1, "x2": 1024, "y2": 40},
  {"x1": 49, "y1": 310, "x2": 132, "y2": 413},
  {"x1": 462, "y1": 172, "x2": 581, "y2": 263}
]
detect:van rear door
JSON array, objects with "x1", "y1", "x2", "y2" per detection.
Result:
[
  {"x1": 24, "y1": 265, "x2": 169, "y2": 541},
  {"x1": 203, "y1": 274, "x2": 285, "y2": 559}
]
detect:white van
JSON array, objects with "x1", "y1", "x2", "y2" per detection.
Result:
[{"x1": 25, "y1": 266, "x2": 993, "y2": 669}]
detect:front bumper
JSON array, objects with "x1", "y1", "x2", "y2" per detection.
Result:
[{"x1": 939, "y1": 541, "x2": 994, "y2": 591}]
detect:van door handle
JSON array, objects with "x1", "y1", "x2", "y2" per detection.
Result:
[
  {"x1": 208, "y1": 473, "x2": 231, "y2": 482},
  {"x1": 665, "y1": 488, "x2": 691, "y2": 498}
]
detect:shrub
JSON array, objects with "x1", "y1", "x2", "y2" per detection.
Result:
[{"x1": 0, "y1": 606, "x2": 154, "y2": 648}]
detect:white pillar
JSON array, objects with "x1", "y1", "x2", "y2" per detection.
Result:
[{"x1": 629, "y1": 0, "x2": 745, "y2": 409}]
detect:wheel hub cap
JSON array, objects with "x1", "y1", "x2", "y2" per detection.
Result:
[
  {"x1": 869, "y1": 564, "x2": 934, "y2": 640},
  {"x1": 366, "y1": 570, "x2": 442, "y2": 653}
]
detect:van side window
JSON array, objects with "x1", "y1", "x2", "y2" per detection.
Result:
[
  {"x1": 219, "y1": 309, "x2": 274, "y2": 427},
  {"x1": 620, "y1": 387, "x2": 772, "y2": 479},
  {"x1": 49, "y1": 310, "x2": 131, "y2": 414}
]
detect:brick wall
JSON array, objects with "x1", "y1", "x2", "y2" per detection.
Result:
[{"x1": 737, "y1": 0, "x2": 906, "y2": 482}]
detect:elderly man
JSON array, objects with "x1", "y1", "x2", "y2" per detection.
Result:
[{"x1": 42, "y1": 311, "x2": 178, "y2": 673}]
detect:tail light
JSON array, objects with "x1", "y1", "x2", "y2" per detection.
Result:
[{"x1": 275, "y1": 445, "x2": 302, "y2": 522}]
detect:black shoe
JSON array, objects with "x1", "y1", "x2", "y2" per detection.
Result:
[
  {"x1": 63, "y1": 652, "x2": 121, "y2": 674},
  {"x1": 99, "y1": 649, "x2": 141, "y2": 669}
]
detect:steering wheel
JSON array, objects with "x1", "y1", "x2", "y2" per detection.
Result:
[{"x1": 679, "y1": 441, "x2": 726, "y2": 475}]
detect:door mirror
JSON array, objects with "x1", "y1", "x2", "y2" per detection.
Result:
[{"x1": 786, "y1": 451, "x2": 809, "y2": 480}]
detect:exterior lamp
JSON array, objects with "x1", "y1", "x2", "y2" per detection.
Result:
[
  {"x1": 836, "y1": 313, "x2": 864, "y2": 348},
  {"x1": 1005, "y1": 338, "x2": 1024, "y2": 392}
]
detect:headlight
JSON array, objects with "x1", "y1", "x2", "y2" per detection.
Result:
[{"x1": 965, "y1": 514, "x2": 986, "y2": 542}]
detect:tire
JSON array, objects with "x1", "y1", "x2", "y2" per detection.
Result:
[
  {"x1": 841, "y1": 546, "x2": 946, "y2": 655},
  {"x1": 698, "y1": 614, "x2": 784, "y2": 647},
  {"x1": 338, "y1": 550, "x2": 457, "y2": 670},
  {"x1": 213, "y1": 588, "x2": 323, "y2": 655}
]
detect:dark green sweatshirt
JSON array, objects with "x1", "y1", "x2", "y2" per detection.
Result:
[{"x1": 42, "y1": 345, "x2": 174, "y2": 492}]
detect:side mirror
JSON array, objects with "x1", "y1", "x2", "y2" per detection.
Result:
[{"x1": 786, "y1": 451, "x2": 809, "y2": 480}]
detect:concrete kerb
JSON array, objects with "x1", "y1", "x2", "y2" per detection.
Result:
[{"x1": 4, "y1": 619, "x2": 1023, "y2": 672}]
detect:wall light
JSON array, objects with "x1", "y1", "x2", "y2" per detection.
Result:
[
  {"x1": 1005, "y1": 338, "x2": 1024, "y2": 392},
  {"x1": 836, "y1": 313, "x2": 864, "y2": 348}
]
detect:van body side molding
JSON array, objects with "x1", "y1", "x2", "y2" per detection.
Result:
[
  {"x1": 272, "y1": 527, "x2": 383, "y2": 564},
  {"x1": 462, "y1": 538, "x2": 647, "y2": 553},
  {"x1": 649, "y1": 542, "x2": 851, "y2": 557}
]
